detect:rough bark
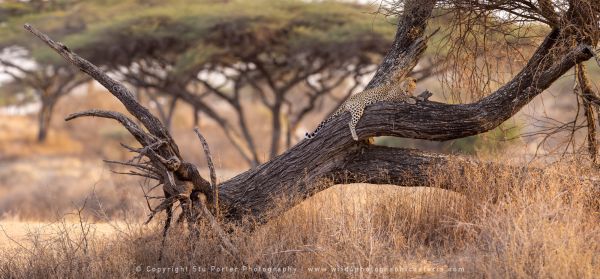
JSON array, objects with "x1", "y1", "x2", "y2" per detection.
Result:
[
  {"x1": 24, "y1": 0, "x2": 598, "y2": 223},
  {"x1": 577, "y1": 63, "x2": 600, "y2": 164},
  {"x1": 366, "y1": 0, "x2": 436, "y2": 89},
  {"x1": 218, "y1": 144, "x2": 453, "y2": 218},
  {"x1": 215, "y1": 6, "x2": 594, "y2": 220}
]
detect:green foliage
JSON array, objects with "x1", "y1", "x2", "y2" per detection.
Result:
[
  {"x1": 0, "y1": 1, "x2": 540, "y2": 74},
  {"x1": 0, "y1": 2, "x2": 33, "y2": 20},
  {"x1": 0, "y1": 0, "x2": 144, "y2": 57},
  {"x1": 1, "y1": 0, "x2": 398, "y2": 67}
]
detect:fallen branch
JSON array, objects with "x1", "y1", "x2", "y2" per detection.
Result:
[{"x1": 24, "y1": 0, "x2": 598, "y2": 225}]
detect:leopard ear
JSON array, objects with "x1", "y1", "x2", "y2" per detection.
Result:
[{"x1": 402, "y1": 77, "x2": 417, "y2": 86}]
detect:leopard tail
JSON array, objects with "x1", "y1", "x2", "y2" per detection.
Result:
[{"x1": 304, "y1": 107, "x2": 344, "y2": 139}]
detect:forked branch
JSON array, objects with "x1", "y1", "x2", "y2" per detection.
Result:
[
  {"x1": 24, "y1": 0, "x2": 599, "y2": 224},
  {"x1": 24, "y1": 24, "x2": 212, "y2": 236}
]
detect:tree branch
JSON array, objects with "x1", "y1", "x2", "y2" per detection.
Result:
[
  {"x1": 215, "y1": 2, "x2": 596, "y2": 220},
  {"x1": 65, "y1": 109, "x2": 153, "y2": 146},
  {"x1": 366, "y1": 0, "x2": 436, "y2": 89},
  {"x1": 25, "y1": 0, "x2": 599, "y2": 225},
  {"x1": 194, "y1": 128, "x2": 219, "y2": 217},
  {"x1": 24, "y1": 24, "x2": 181, "y2": 158}
]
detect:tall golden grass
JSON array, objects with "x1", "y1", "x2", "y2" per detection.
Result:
[{"x1": 0, "y1": 158, "x2": 598, "y2": 278}]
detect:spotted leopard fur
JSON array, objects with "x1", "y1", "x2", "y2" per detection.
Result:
[{"x1": 305, "y1": 77, "x2": 417, "y2": 141}]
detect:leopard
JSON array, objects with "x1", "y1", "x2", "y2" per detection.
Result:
[{"x1": 305, "y1": 76, "x2": 417, "y2": 141}]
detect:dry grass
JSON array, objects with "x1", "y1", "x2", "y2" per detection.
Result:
[
  {"x1": 0, "y1": 159, "x2": 598, "y2": 279},
  {"x1": 0, "y1": 83, "x2": 598, "y2": 278},
  {"x1": 0, "y1": 87, "x2": 248, "y2": 221}
]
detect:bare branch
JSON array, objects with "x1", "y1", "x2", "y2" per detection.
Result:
[
  {"x1": 366, "y1": 0, "x2": 436, "y2": 89},
  {"x1": 194, "y1": 127, "x2": 219, "y2": 217},
  {"x1": 24, "y1": 24, "x2": 180, "y2": 158},
  {"x1": 65, "y1": 109, "x2": 153, "y2": 146},
  {"x1": 196, "y1": 199, "x2": 275, "y2": 279}
]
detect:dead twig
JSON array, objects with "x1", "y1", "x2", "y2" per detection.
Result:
[
  {"x1": 144, "y1": 193, "x2": 188, "y2": 225},
  {"x1": 196, "y1": 200, "x2": 274, "y2": 279},
  {"x1": 24, "y1": 24, "x2": 180, "y2": 156},
  {"x1": 194, "y1": 127, "x2": 219, "y2": 218}
]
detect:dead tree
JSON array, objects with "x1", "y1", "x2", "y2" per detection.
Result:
[{"x1": 24, "y1": 0, "x2": 599, "y2": 225}]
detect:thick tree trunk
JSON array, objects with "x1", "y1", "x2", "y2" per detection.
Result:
[
  {"x1": 25, "y1": 0, "x2": 597, "y2": 224},
  {"x1": 269, "y1": 103, "x2": 282, "y2": 159},
  {"x1": 214, "y1": 6, "x2": 594, "y2": 220},
  {"x1": 165, "y1": 96, "x2": 178, "y2": 132},
  {"x1": 365, "y1": 0, "x2": 436, "y2": 90},
  {"x1": 37, "y1": 97, "x2": 55, "y2": 142},
  {"x1": 218, "y1": 144, "x2": 453, "y2": 219}
]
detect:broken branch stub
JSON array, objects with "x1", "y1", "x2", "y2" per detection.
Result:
[
  {"x1": 194, "y1": 127, "x2": 220, "y2": 218},
  {"x1": 23, "y1": 0, "x2": 600, "y2": 225}
]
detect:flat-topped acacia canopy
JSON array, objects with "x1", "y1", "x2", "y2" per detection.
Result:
[{"x1": 17, "y1": 0, "x2": 600, "y2": 223}]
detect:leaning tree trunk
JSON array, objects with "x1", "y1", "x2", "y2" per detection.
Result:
[
  {"x1": 24, "y1": 0, "x2": 598, "y2": 224},
  {"x1": 215, "y1": 1, "x2": 595, "y2": 219}
]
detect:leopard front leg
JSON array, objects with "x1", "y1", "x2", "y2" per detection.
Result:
[{"x1": 348, "y1": 107, "x2": 364, "y2": 141}]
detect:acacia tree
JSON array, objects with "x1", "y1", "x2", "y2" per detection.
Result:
[
  {"x1": 53, "y1": 1, "x2": 395, "y2": 166},
  {"x1": 22, "y1": 0, "x2": 600, "y2": 235},
  {"x1": 0, "y1": 1, "x2": 88, "y2": 142},
  {"x1": 0, "y1": 49, "x2": 88, "y2": 141}
]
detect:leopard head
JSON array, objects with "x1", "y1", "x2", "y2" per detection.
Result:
[{"x1": 402, "y1": 77, "x2": 417, "y2": 95}]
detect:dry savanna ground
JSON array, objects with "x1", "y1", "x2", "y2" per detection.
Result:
[
  {"x1": 0, "y1": 85, "x2": 599, "y2": 278},
  {"x1": 0, "y1": 160, "x2": 598, "y2": 278}
]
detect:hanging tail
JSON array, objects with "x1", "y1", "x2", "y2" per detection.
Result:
[
  {"x1": 304, "y1": 118, "x2": 331, "y2": 139},
  {"x1": 305, "y1": 108, "x2": 343, "y2": 139}
]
